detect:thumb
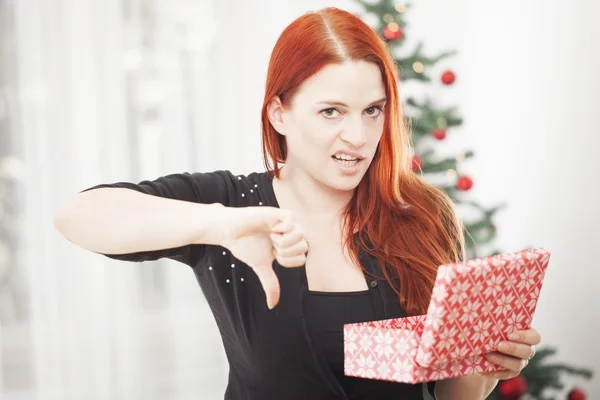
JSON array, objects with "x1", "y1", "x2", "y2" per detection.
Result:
[
  {"x1": 252, "y1": 263, "x2": 281, "y2": 310},
  {"x1": 245, "y1": 207, "x2": 284, "y2": 232}
]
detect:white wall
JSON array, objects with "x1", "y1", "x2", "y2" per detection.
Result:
[
  {"x1": 460, "y1": 1, "x2": 600, "y2": 394},
  {"x1": 465, "y1": 0, "x2": 600, "y2": 394}
]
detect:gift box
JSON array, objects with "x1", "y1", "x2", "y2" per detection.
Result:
[{"x1": 343, "y1": 247, "x2": 551, "y2": 384}]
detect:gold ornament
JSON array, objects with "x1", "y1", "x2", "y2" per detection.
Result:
[
  {"x1": 395, "y1": 3, "x2": 407, "y2": 13},
  {"x1": 387, "y1": 22, "x2": 400, "y2": 32},
  {"x1": 412, "y1": 62, "x2": 424, "y2": 73}
]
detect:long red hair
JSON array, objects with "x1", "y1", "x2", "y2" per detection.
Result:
[{"x1": 260, "y1": 7, "x2": 465, "y2": 316}]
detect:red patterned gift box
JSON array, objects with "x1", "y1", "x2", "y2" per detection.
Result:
[{"x1": 343, "y1": 248, "x2": 551, "y2": 383}]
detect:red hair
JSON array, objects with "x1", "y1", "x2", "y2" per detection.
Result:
[{"x1": 261, "y1": 7, "x2": 465, "y2": 316}]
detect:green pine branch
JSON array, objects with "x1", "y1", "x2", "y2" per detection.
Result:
[
  {"x1": 406, "y1": 98, "x2": 463, "y2": 142},
  {"x1": 355, "y1": 0, "x2": 413, "y2": 29},
  {"x1": 396, "y1": 42, "x2": 457, "y2": 82},
  {"x1": 417, "y1": 149, "x2": 474, "y2": 174}
]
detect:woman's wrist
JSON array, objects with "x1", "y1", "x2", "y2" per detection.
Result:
[{"x1": 435, "y1": 375, "x2": 499, "y2": 400}]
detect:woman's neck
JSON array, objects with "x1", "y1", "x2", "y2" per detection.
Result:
[{"x1": 273, "y1": 165, "x2": 354, "y2": 217}]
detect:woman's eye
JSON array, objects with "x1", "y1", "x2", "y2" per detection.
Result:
[
  {"x1": 321, "y1": 108, "x2": 339, "y2": 118},
  {"x1": 366, "y1": 106, "x2": 383, "y2": 117}
]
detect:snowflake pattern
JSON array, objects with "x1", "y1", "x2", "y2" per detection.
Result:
[
  {"x1": 436, "y1": 325, "x2": 458, "y2": 351},
  {"x1": 470, "y1": 319, "x2": 492, "y2": 343},
  {"x1": 343, "y1": 248, "x2": 551, "y2": 384},
  {"x1": 459, "y1": 300, "x2": 482, "y2": 325},
  {"x1": 493, "y1": 292, "x2": 515, "y2": 317},
  {"x1": 373, "y1": 331, "x2": 396, "y2": 359},
  {"x1": 448, "y1": 280, "x2": 470, "y2": 303},
  {"x1": 344, "y1": 330, "x2": 359, "y2": 355},
  {"x1": 483, "y1": 273, "x2": 505, "y2": 298},
  {"x1": 517, "y1": 268, "x2": 538, "y2": 291},
  {"x1": 449, "y1": 344, "x2": 470, "y2": 360},
  {"x1": 356, "y1": 354, "x2": 377, "y2": 377},
  {"x1": 424, "y1": 303, "x2": 445, "y2": 330}
]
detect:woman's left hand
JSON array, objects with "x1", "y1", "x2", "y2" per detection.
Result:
[{"x1": 481, "y1": 328, "x2": 541, "y2": 380}]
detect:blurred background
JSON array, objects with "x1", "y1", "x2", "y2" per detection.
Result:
[{"x1": 0, "y1": 0, "x2": 598, "y2": 399}]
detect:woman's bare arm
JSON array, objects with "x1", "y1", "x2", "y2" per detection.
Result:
[{"x1": 54, "y1": 187, "x2": 227, "y2": 255}]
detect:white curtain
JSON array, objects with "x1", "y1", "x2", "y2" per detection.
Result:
[
  {"x1": 1, "y1": 0, "x2": 347, "y2": 397},
  {"x1": 0, "y1": 0, "x2": 247, "y2": 398}
]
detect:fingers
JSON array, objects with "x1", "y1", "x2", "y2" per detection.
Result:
[
  {"x1": 481, "y1": 329, "x2": 541, "y2": 379},
  {"x1": 271, "y1": 235, "x2": 308, "y2": 267},
  {"x1": 497, "y1": 340, "x2": 536, "y2": 361},
  {"x1": 508, "y1": 329, "x2": 542, "y2": 346},
  {"x1": 271, "y1": 210, "x2": 296, "y2": 234},
  {"x1": 274, "y1": 242, "x2": 308, "y2": 258},
  {"x1": 270, "y1": 210, "x2": 308, "y2": 268},
  {"x1": 275, "y1": 254, "x2": 307, "y2": 268},
  {"x1": 484, "y1": 351, "x2": 528, "y2": 373},
  {"x1": 270, "y1": 228, "x2": 304, "y2": 249},
  {"x1": 271, "y1": 231, "x2": 309, "y2": 255},
  {"x1": 252, "y1": 263, "x2": 281, "y2": 310},
  {"x1": 480, "y1": 370, "x2": 517, "y2": 380}
]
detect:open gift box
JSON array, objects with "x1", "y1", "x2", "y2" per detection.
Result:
[{"x1": 343, "y1": 247, "x2": 551, "y2": 384}]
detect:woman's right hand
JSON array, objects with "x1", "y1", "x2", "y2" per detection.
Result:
[{"x1": 218, "y1": 206, "x2": 308, "y2": 309}]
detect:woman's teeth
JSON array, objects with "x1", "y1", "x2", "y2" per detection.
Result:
[{"x1": 333, "y1": 155, "x2": 359, "y2": 166}]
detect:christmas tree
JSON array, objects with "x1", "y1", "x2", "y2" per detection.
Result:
[{"x1": 352, "y1": 1, "x2": 594, "y2": 399}]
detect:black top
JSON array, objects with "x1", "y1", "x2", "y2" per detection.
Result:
[
  {"x1": 88, "y1": 170, "x2": 437, "y2": 400},
  {"x1": 305, "y1": 290, "x2": 421, "y2": 399}
]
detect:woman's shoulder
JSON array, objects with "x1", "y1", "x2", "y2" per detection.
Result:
[
  {"x1": 189, "y1": 169, "x2": 272, "y2": 191},
  {"x1": 212, "y1": 170, "x2": 277, "y2": 207},
  {"x1": 82, "y1": 169, "x2": 275, "y2": 208},
  {"x1": 162, "y1": 169, "x2": 276, "y2": 208}
]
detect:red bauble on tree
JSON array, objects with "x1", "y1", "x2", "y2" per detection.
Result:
[
  {"x1": 568, "y1": 388, "x2": 587, "y2": 400},
  {"x1": 498, "y1": 376, "x2": 528, "y2": 400},
  {"x1": 383, "y1": 25, "x2": 403, "y2": 40},
  {"x1": 441, "y1": 69, "x2": 456, "y2": 85},
  {"x1": 456, "y1": 175, "x2": 473, "y2": 191},
  {"x1": 411, "y1": 155, "x2": 422, "y2": 172},
  {"x1": 432, "y1": 128, "x2": 446, "y2": 140}
]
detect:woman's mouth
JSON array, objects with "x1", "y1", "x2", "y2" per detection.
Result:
[{"x1": 332, "y1": 155, "x2": 359, "y2": 167}]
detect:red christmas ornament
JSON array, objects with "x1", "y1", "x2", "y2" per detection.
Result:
[
  {"x1": 432, "y1": 128, "x2": 447, "y2": 140},
  {"x1": 383, "y1": 26, "x2": 404, "y2": 41},
  {"x1": 456, "y1": 176, "x2": 473, "y2": 191},
  {"x1": 568, "y1": 388, "x2": 587, "y2": 400},
  {"x1": 411, "y1": 155, "x2": 422, "y2": 172},
  {"x1": 441, "y1": 70, "x2": 456, "y2": 85},
  {"x1": 498, "y1": 376, "x2": 528, "y2": 400}
]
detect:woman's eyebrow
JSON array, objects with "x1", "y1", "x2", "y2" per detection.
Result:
[{"x1": 315, "y1": 97, "x2": 387, "y2": 107}]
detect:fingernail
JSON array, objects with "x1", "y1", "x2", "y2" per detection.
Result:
[
  {"x1": 498, "y1": 342, "x2": 509, "y2": 352},
  {"x1": 508, "y1": 333, "x2": 519, "y2": 341}
]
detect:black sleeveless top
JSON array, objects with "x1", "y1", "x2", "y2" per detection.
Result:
[{"x1": 305, "y1": 290, "x2": 426, "y2": 399}]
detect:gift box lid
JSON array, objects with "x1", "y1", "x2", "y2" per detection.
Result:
[{"x1": 415, "y1": 247, "x2": 551, "y2": 368}]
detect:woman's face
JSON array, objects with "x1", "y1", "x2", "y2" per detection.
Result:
[{"x1": 270, "y1": 60, "x2": 386, "y2": 192}]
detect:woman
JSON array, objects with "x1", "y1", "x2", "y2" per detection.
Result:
[{"x1": 54, "y1": 7, "x2": 540, "y2": 400}]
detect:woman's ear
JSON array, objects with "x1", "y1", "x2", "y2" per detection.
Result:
[{"x1": 267, "y1": 96, "x2": 286, "y2": 136}]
